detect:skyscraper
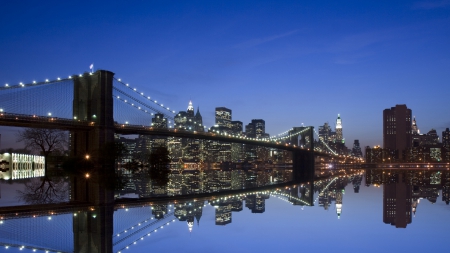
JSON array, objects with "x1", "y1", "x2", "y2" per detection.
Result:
[
  {"x1": 443, "y1": 128, "x2": 450, "y2": 149},
  {"x1": 383, "y1": 104, "x2": 412, "y2": 160},
  {"x1": 351, "y1": 140, "x2": 363, "y2": 157},
  {"x1": 215, "y1": 107, "x2": 232, "y2": 129},
  {"x1": 151, "y1": 113, "x2": 167, "y2": 129},
  {"x1": 336, "y1": 114, "x2": 344, "y2": 143}
]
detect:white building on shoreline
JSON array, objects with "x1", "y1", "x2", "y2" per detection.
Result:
[{"x1": 0, "y1": 153, "x2": 45, "y2": 180}]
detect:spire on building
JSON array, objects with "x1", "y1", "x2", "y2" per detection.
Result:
[
  {"x1": 412, "y1": 117, "x2": 420, "y2": 134},
  {"x1": 187, "y1": 100, "x2": 194, "y2": 112},
  {"x1": 336, "y1": 114, "x2": 343, "y2": 143},
  {"x1": 195, "y1": 106, "x2": 201, "y2": 117}
]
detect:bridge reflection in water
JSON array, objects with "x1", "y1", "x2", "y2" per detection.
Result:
[{"x1": 4, "y1": 167, "x2": 449, "y2": 252}]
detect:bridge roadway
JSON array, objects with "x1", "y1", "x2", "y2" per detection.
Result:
[{"x1": 0, "y1": 112, "x2": 335, "y2": 157}]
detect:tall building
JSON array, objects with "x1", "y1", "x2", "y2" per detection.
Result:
[
  {"x1": 336, "y1": 114, "x2": 344, "y2": 143},
  {"x1": 443, "y1": 128, "x2": 450, "y2": 149},
  {"x1": 383, "y1": 104, "x2": 412, "y2": 160},
  {"x1": 174, "y1": 101, "x2": 203, "y2": 132},
  {"x1": 351, "y1": 140, "x2": 363, "y2": 157},
  {"x1": 215, "y1": 107, "x2": 232, "y2": 129},
  {"x1": 245, "y1": 119, "x2": 269, "y2": 139},
  {"x1": 194, "y1": 107, "x2": 204, "y2": 132},
  {"x1": 151, "y1": 113, "x2": 167, "y2": 129},
  {"x1": 319, "y1": 122, "x2": 332, "y2": 142},
  {"x1": 230, "y1": 121, "x2": 243, "y2": 135}
]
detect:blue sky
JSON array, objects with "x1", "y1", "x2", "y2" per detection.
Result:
[{"x1": 1, "y1": 0, "x2": 449, "y2": 149}]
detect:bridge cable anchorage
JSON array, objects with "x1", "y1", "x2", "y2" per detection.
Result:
[
  {"x1": 113, "y1": 77, "x2": 175, "y2": 114},
  {"x1": 113, "y1": 90, "x2": 173, "y2": 121}
]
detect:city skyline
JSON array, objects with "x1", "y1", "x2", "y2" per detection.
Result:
[{"x1": 1, "y1": 1, "x2": 449, "y2": 149}]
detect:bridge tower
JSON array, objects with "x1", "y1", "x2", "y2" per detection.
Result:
[
  {"x1": 288, "y1": 126, "x2": 312, "y2": 148},
  {"x1": 71, "y1": 70, "x2": 115, "y2": 157},
  {"x1": 292, "y1": 127, "x2": 315, "y2": 182},
  {"x1": 70, "y1": 70, "x2": 115, "y2": 205}
]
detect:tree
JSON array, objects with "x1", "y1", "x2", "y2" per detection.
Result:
[
  {"x1": 17, "y1": 177, "x2": 68, "y2": 204},
  {"x1": 15, "y1": 128, "x2": 68, "y2": 204},
  {"x1": 16, "y1": 128, "x2": 68, "y2": 172}
]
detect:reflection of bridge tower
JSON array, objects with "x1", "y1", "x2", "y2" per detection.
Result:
[{"x1": 73, "y1": 204, "x2": 114, "y2": 253}]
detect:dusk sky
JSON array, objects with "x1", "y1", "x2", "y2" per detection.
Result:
[{"x1": 1, "y1": 0, "x2": 449, "y2": 149}]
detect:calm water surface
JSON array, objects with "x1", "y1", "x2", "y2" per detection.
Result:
[{"x1": 0, "y1": 169, "x2": 449, "y2": 253}]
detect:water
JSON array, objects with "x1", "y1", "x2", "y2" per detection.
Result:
[{"x1": 0, "y1": 169, "x2": 449, "y2": 253}]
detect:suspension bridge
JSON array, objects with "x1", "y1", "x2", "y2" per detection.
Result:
[{"x1": 0, "y1": 69, "x2": 352, "y2": 156}]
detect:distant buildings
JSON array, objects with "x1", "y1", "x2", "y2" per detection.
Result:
[
  {"x1": 317, "y1": 114, "x2": 348, "y2": 155},
  {"x1": 367, "y1": 104, "x2": 450, "y2": 163}
]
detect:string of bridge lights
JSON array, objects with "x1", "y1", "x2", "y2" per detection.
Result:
[
  {"x1": 269, "y1": 127, "x2": 312, "y2": 141},
  {"x1": 1, "y1": 73, "x2": 85, "y2": 90},
  {"x1": 114, "y1": 77, "x2": 176, "y2": 115},
  {"x1": 113, "y1": 94, "x2": 173, "y2": 127},
  {"x1": 115, "y1": 205, "x2": 173, "y2": 238},
  {"x1": 116, "y1": 220, "x2": 176, "y2": 253},
  {"x1": 313, "y1": 177, "x2": 338, "y2": 205},
  {"x1": 313, "y1": 129, "x2": 338, "y2": 155},
  {"x1": 1, "y1": 243, "x2": 55, "y2": 253}
]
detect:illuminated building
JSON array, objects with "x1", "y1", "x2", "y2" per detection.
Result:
[
  {"x1": 215, "y1": 107, "x2": 232, "y2": 129},
  {"x1": 151, "y1": 113, "x2": 167, "y2": 129},
  {"x1": 175, "y1": 101, "x2": 202, "y2": 131},
  {"x1": 336, "y1": 114, "x2": 344, "y2": 143},
  {"x1": 0, "y1": 153, "x2": 45, "y2": 180},
  {"x1": 231, "y1": 120, "x2": 243, "y2": 135},
  {"x1": 351, "y1": 140, "x2": 363, "y2": 157},
  {"x1": 443, "y1": 128, "x2": 450, "y2": 149},
  {"x1": 245, "y1": 119, "x2": 269, "y2": 139},
  {"x1": 383, "y1": 104, "x2": 412, "y2": 160}
]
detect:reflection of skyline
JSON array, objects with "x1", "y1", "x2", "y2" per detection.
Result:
[
  {"x1": 365, "y1": 169, "x2": 450, "y2": 228},
  {"x1": 3, "y1": 170, "x2": 450, "y2": 252}
]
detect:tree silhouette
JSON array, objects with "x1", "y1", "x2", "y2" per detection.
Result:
[
  {"x1": 17, "y1": 177, "x2": 68, "y2": 204},
  {"x1": 16, "y1": 128, "x2": 67, "y2": 172},
  {"x1": 15, "y1": 128, "x2": 68, "y2": 204}
]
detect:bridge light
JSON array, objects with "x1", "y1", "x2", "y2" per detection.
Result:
[
  {"x1": 48, "y1": 112, "x2": 52, "y2": 116},
  {"x1": 33, "y1": 80, "x2": 36, "y2": 84},
  {"x1": 79, "y1": 74, "x2": 82, "y2": 77},
  {"x1": 85, "y1": 173, "x2": 90, "y2": 178},
  {"x1": 141, "y1": 92, "x2": 144, "y2": 95},
  {"x1": 5, "y1": 83, "x2": 8, "y2": 87},
  {"x1": 125, "y1": 121, "x2": 129, "y2": 124},
  {"x1": 69, "y1": 75, "x2": 72, "y2": 79},
  {"x1": 57, "y1": 77, "x2": 61, "y2": 80},
  {"x1": 133, "y1": 88, "x2": 136, "y2": 91},
  {"x1": 118, "y1": 78, "x2": 121, "y2": 81},
  {"x1": 74, "y1": 116, "x2": 77, "y2": 119},
  {"x1": 126, "y1": 83, "x2": 129, "y2": 86},
  {"x1": 46, "y1": 79, "x2": 50, "y2": 82}
]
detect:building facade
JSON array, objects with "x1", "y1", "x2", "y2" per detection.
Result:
[{"x1": 383, "y1": 104, "x2": 412, "y2": 160}]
